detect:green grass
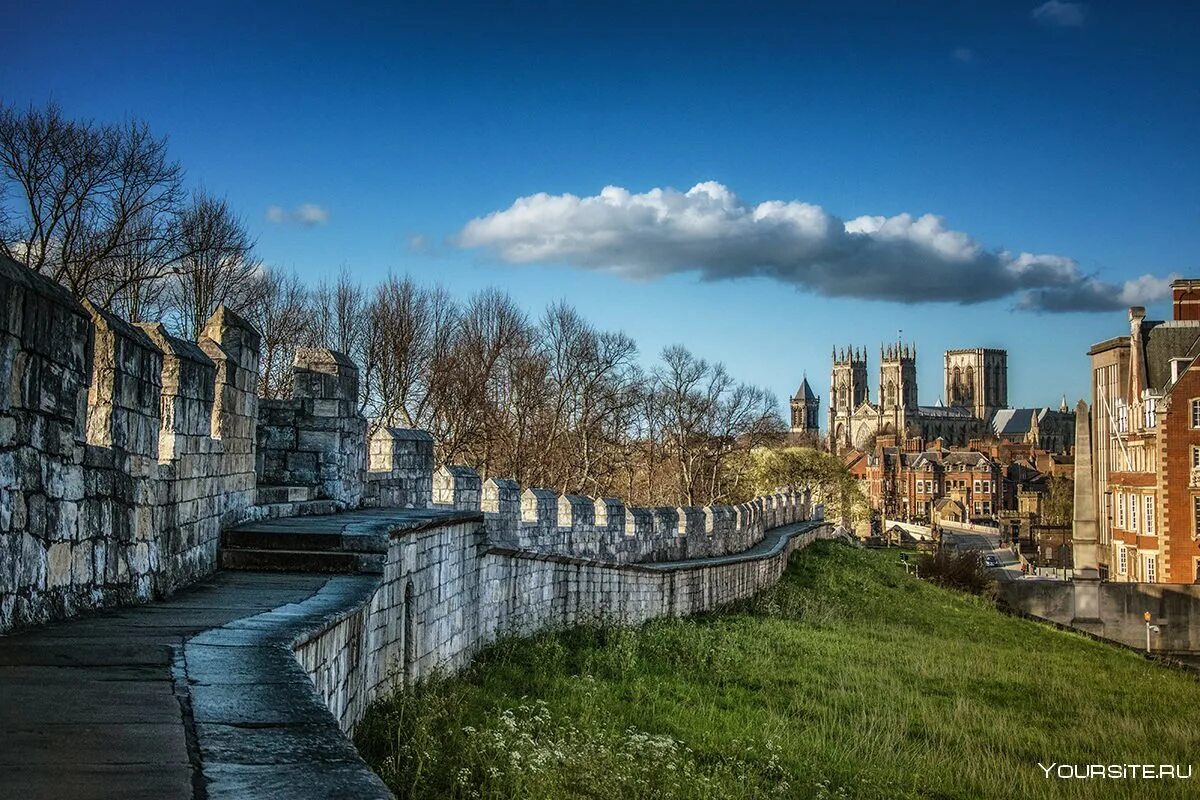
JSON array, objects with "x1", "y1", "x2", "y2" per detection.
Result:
[{"x1": 356, "y1": 542, "x2": 1200, "y2": 799}]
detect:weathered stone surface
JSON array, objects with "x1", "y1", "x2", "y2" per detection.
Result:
[{"x1": 0, "y1": 255, "x2": 261, "y2": 632}]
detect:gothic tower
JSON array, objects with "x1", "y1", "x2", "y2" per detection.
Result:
[
  {"x1": 790, "y1": 376, "x2": 820, "y2": 436},
  {"x1": 829, "y1": 346, "x2": 868, "y2": 450},
  {"x1": 879, "y1": 342, "x2": 918, "y2": 435},
  {"x1": 944, "y1": 348, "x2": 1007, "y2": 423}
]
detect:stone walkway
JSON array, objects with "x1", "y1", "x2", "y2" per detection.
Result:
[{"x1": 0, "y1": 571, "x2": 392, "y2": 800}]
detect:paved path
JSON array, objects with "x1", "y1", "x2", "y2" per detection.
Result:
[
  {"x1": 0, "y1": 571, "x2": 391, "y2": 800},
  {"x1": 648, "y1": 520, "x2": 830, "y2": 570}
]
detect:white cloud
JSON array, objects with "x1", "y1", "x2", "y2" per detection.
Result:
[
  {"x1": 293, "y1": 203, "x2": 329, "y2": 226},
  {"x1": 265, "y1": 203, "x2": 329, "y2": 227},
  {"x1": 952, "y1": 47, "x2": 975, "y2": 63},
  {"x1": 1032, "y1": 1, "x2": 1087, "y2": 27},
  {"x1": 458, "y1": 181, "x2": 1170, "y2": 313}
]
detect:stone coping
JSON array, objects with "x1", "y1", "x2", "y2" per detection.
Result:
[
  {"x1": 485, "y1": 519, "x2": 829, "y2": 573},
  {"x1": 183, "y1": 574, "x2": 393, "y2": 799}
]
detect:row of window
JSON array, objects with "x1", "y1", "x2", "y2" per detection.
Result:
[
  {"x1": 914, "y1": 479, "x2": 992, "y2": 494},
  {"x1": 1114, "y1": 491, "x2": 1155, "y2": 535},
  {"x1": 1115, "y1": 546, "x2": 1157, "y2": 583},
  {"x1": 1112, "y1": 397, "x2": 1200, "y2": 434}
]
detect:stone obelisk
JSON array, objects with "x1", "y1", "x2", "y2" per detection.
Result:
[{"x1": 1070, "y1": 400, "x2": 1103, "y2": 630}]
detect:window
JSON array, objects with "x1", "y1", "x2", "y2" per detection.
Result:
[
  {"x1": 1117, "y1": 492, "x2": 1126, "y2": 528},
  {"x1": 1194, "y1": 496, "x2": 1200, "y2": 537},
  {"x1": 1192, "y1": 399, "x2": 1200, "y2": 428},
  {"x1": 916, "y1": 480, "x2": 924, "y2": 494},
  {"x1": 1193, "y1": 446, "x2": 1200, "y2": 470},
  {"x1": 973, "y1": 480, "x2": 981, "y2": 493},
  {"x1": 982, "y1": 480, "x2": 991, "y2": 494},
  {"x1": 1144, "y1": 555, "x2": 1157, "y2": 584},
  {"x1": 973, "y1": 502, "x2": 982, "y2": 515},
  {"x1": 1129, "y1": 494, "x2": 1138, "y2": 532},
  {"x1": 1144, "y1": 397, "x2": 1157, "y2": 428},
  {"x1": 1145, "y1": 496, "x2": 1155, "y2": 535},
  {"x1": 1117, "y1": 401, "x2": 1128, "y2": 433},
  {"x1": 1118, "y1": 546, "x2": 1128, "y2": 575}
]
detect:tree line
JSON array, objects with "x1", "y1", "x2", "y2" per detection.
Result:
[
  {"x1": 1, "y1": 101, "x2": 840, "y2": 508},
  {"x1": 251, "y1": 270, "x2": 788, "y2": 506}
]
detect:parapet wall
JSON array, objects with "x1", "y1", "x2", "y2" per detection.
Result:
[
  {"x1": 296, "y1": 512, "x2": 835, "y2": 734},
  {"x1": 257, "y1": 349, "x2": 367, "y2": 508},
  {"x1": 0, "y1": 256, "x2": 261, "y2": 631},
  {"x1": 432, "y1": 464, "x2": 813, "y2": 564}
]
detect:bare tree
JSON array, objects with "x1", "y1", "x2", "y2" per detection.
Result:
[
  {"x1": 170, "y1": 191, "x2": 261, "y2": 338},
  {"x1": 248, "y1": 268, "x2": 317, "y2": 398},
  {"x1": 0, "y1": 102, "x2": 183, "y2": 303}
]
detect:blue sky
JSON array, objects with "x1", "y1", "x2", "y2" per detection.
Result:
[{"x1": 4, "y1": 1, "x2": 1198, "y2": 417}]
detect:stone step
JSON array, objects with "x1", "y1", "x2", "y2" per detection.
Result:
[
  {"x1": 222, "y1": 528, "x2": 346, "y2": 552},
  {"x1": 254, "y1": 498, "x2": 341, "y2": 520},
  {"x1": 219, "y1": 547, "x2": 382, "y2": 575},
  {"x1": 255, "y1": 485, "x2": 316, "y2": 505}
]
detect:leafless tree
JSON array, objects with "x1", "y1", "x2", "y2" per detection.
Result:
[
  {"x1": 248, "y1": 268, "x2": 317, "y2": 398},
  {"x1": 170, "y1": 191, "x2": 261, "y2": 338},
  {"x1": 0, "y1": 102, "x2": 183, "y2": 303}
]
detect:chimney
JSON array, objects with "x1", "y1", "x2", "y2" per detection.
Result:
[
  {"x1": 1129, "y1": 307, "x2": 1147, "y2": 401},
  {"x1": 1172, "y1": 279, "x2": 1200, "y2": 321},
  {"x1": 1171, "y1": 357, "x2": 1191, "y2": 384}
]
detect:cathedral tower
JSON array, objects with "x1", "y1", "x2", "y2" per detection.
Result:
[
  {"x1": 944, "y1": 348, "x2": 1007, "y2": 423},
  {"x1": 879, "y1": 342, "x2": 918, "y2": 434},
  {"x1": 829, "y1": 346, "x2": 868, "y2": 450}
]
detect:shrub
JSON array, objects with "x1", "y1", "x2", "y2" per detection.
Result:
[{"x1": 916, "y1": 548, "x2": 997, "y2": 599}]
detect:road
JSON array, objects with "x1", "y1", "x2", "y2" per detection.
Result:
[{"x1": 940, "y1": 529, "x2": 1024, "y2": 582}]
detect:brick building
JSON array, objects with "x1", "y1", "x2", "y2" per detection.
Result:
[
  {"x1": 1089, "y1": 279, "x2": 1200, "y2": 583},
  {"x1": 851, "y1": 437, "x2": 1001, "y2": 524}
]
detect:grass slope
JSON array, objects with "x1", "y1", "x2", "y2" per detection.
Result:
[{"x1": 356, "y1": 542, "x2": 1200, "y2": 799}]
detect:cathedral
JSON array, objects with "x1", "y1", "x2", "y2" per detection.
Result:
[{"x1": 826, "y1": 345, "x2": 1007, "y2": 451}]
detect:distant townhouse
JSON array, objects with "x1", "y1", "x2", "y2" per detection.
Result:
[{"x1": 856, "y1": 437, "x2": 1000, "y2": 524}]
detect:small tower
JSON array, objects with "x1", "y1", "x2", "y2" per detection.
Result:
[{"x1": 790, "y1": 375, "x2": 820, "y2": 436}]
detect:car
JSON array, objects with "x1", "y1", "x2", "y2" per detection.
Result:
[{"x1": 983, "y1": 554, "x2": 999, "y2": 568}]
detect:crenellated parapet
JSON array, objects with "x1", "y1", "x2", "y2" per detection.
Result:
[
  {"x1": 425, "y1": 459, "x2": 822, "y2": 566},
  {"x1": 256, "y1": 348, "x2": 366, "y2": 508},
  {"x1": 0, "y1": 254, "x2": 262, "y2": 632},
  {"x1": 365, "y1": 426, "x2": 434, "y2": 509}
]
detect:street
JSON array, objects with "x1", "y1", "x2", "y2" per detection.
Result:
[{"x1": 940, "y1": 529, "x2": 1024, "y2": 583}]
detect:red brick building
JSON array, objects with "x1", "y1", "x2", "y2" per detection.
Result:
[
  {"x1": 1089, "y1": 279, "x2": 1200, "y2": 583},
  {"x1": 850, "y1": 437, "x2": 1001, "y2": 524}
]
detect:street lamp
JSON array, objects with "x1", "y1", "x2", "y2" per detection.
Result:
[{"x1": 1144, "y1": 611, "x2": 1161, "y2": 654}]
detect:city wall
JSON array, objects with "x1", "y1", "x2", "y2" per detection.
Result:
[
  {"x1": 0, "y1": 257, "x2": 261, "y2": 629},
  {"x1": 294, "y1": 499, "x2": 832, "y2": 734},
  {"x1": 0, "y1": 258, "x2": 420, "y2": 631}
]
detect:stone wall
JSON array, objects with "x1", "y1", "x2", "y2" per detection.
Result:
[
  {"x1": 257, "y1": 349, "x2": 367, "y2": 508},
  {"x1": 1002, "y1": 579, "x2": 1200, "y2": 655},
  {"x1": 432, "y1": 464, "x2": 810, "y2": 564},
  {"x1": 0, "y1": 256, "x2": 261, "y2": 631},
  {"x1": 365, "y1": 427, "x2": 436, "y2": 509},
  {"x1": 294, "y1": 509, "x2": 834, "y2": 735}
]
